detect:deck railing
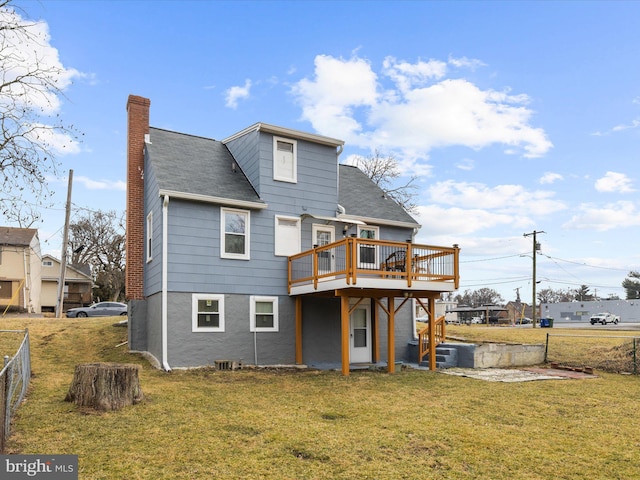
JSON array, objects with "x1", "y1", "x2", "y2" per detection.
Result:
[
  {"x1": 288, "y1": 238, "x2": 459, "y2": 293},
  {"x1": 417, "y1": 315, "x2": 446, "y2": 365}
]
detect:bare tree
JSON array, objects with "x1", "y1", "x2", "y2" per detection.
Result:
[
  {"x1": 537, "y1": 287, "x2": 576, "y2": 304},
  {"x1": 0, "y1": 1, "x2": 81, "y2": 226},
  {"x1": 454, "y1": 288, "x2": 504, "y2": 307},
  {"x1": 351, "y1": 149, "x2": 419, "y2": 214},
  {"x1": 69, "y1": 210, "x2": 125, "y2": 302}
]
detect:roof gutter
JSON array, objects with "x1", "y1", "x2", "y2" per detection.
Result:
[
  {"x1": 337, "y1": 214, "x2": 421, "y2": 230},
  {"x1": 161, "y1": 194, "x2": 171, "y2": 371},
  {"x1": 158, "y1": 189, "x2": 267, "y2": 210},
  {"x1": 222, "y1": 122, "x2": 345, "y2": 148}
]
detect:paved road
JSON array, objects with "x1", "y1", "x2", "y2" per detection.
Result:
[{"x1": 539, "y1": 322, "x2": 640, "y2": 331}]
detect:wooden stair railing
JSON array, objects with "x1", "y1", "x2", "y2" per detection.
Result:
[{"x1": 418, "y1": 315, "x2": 446, "y2": 366}]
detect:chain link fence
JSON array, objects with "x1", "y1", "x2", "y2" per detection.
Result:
[
  {"x1": 0, "y1": 329, "x2": 31, "y2": 453},
  {"x1": 545, "y1": 333, "x2": 639, "y2": 374}
]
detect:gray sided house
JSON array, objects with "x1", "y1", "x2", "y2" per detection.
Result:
[{"x1": 126, "y1": 95, "x2": 460, "y2": 374}]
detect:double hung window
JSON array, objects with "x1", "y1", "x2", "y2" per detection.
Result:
[
  {"x1": 192, "y1": 294, "x2": 225, "y2": 332},
  {"x1": 221, "y1": 207, "x2": 250, "y2": 260}
]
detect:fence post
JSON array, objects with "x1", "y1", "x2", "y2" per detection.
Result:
[{"x1": 544, "y1": 333, "x2": 549, "y2": 363}]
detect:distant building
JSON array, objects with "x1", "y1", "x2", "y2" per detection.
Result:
[{"x1": 542, "y1": 300, "x2": 640, "y2": 323}]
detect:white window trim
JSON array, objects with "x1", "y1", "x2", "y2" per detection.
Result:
[
  {"x1": 192, "y1": 293, "x2": 225, "y2": 332},
  {"x1": 357, "y1": 225, "x2": 380, "y2": 269},
  {"x1": 250, "y1": 296, "x2": 279, "y2": 332},
  {"x1": 146, "y1": 211, "x2": 153, "y2": 263},
  {"x1": 274, "y1": 215, "x2": 301, "y2": 257},
  {"x1": 221, "y1": 207, "x2": 250, "y2": 260},
  {"x1": 273, "y1": 136, "x2": 297, "y2": 183}
]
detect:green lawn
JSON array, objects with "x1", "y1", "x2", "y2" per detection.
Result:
[{"x1": 2, "y1": 318, "x2": 640, "y2": 479}]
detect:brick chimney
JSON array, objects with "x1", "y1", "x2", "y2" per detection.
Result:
[{"x1": 126, "y1": 95, "x2": 150, "y2": 300}]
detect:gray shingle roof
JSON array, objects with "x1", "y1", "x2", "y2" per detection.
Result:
[
  {"x1": 339, "y1": 165, "x2": 418, "y2": 226},
  {"x1": 146, "y1": 127, "x2": 263, "y2": 205},
  {"x1": 0, "y1": 227, "x2": 37, "y2": 246}
]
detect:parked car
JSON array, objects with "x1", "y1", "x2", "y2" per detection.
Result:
[
  {"x1": 66, "y1": 302, "x2": 128, "y2": 318},
  {"x1": 589, "y1": 312, "x2": 619, "y2": 325}
]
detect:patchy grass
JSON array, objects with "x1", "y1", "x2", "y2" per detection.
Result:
[
  {"x1": 2, "y1": 318, "x2": 640, "y2": 479},
  {"x1": 446, "y1": 324, "x2": 640, "y2": 373}
]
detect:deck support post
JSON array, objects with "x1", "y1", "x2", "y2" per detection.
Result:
[
  {"x1": 387, "y1": 296, "x2": 395, "y2": 373},
  {"x1": 428, "y1": 296, "x2": 437, "y2": 371},
  {"x1": 341, "y1": 295, "x2": 350, "y2": 376},
  {"x1": 295, "y1": 297, "x2": 303, "y2": 365}
]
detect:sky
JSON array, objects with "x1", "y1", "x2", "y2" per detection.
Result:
[{"x1": 5, "y1": 0, "x2": 640, "y2": 305}]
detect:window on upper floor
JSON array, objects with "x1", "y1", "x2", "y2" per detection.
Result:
[
  {"x1": 250, "y1": 296, "x2": 279, "y2": 332},
  {"x1": 274, "y1": 215, "x2": 301, "y2": 256},
  {"x1": 192, "y1": 293, "x2": 225, "y2": 332},
  {"x1": 146, "y1": 212, "x2": 153, "y2": 263},
  {"x1": 221, "y1": 207, "x2": 250, "y2": 260},
  {"x1": 42, "y1": 260, "x2": 53, "y2": 267},
  {"x1": 357, "y1": 225, "x2": 379, "y2": 269},
  {"x1": 273, "y1": 137, "x2": 297, "y2": 183}
]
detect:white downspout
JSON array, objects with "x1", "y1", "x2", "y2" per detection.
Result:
[
  {"x1": 22, "y1": 250, "x2": 28, "y2": 310},
  {"x1": 162, "y1": 195, "x2": 171, "y2": 371}
]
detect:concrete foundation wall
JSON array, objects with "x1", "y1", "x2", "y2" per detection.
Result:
[{"x1": 473, "y1": 343, "x2": 545, "y2": 368}]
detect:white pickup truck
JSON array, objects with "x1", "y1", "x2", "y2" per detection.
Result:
[{"x1": 589, "y1": 312, "x2": 620, "y2": 325}]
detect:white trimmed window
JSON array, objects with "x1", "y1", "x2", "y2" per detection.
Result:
[
  {"x1": 357, "y1": 225, "x2": 379, "y2": 268},
  {"x1": 274, "y1": 215, "x2": 301, "y2": 256},
  {"x1": 146, "y1": 212, "x2": 153, "y2": 262},
  {"x1": 221, "y1": 207, "x2": 250, "y2": 260},
  {"x1": 273, "y1": 137, "x2": 297, "y2": 183},
  {"x1": 192, "y1": 294, "x2": 225, "y2": 332},
  {"x1": 250, "y1": 296, "x2": 279, "y2": 332}
]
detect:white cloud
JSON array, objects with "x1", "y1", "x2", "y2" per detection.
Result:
[
  {"x1": 592, "y1": 118, "x2": 640, "y2": 136},
  {"x1": 455, "y1": 158, "x2": 475, "y2": 171},
  {"x1": 291, "y1": 54, "x2": 552, "y2": 161},
  {"x1": 540, "y1": 172, "x2": 563, "y2": 184},
  {"x1": 292, "y1": 55, "x2": 378, "y2": 140},
  {"x1": 75, "y1": 176, "x2": 126, "y2": 191},
  {"x1": 25, "y1": 123, "x2": 81, "y2": 155},
  {"x1": 426, "y1": 180, "x2": 566, "y2": 216},
  {"x1": 382, "y1": 56, "x2": 447, "y2": 92},
  {"x1": 612, "y1": 119, "x2": 640, "y2": 132},
  {"x1": 0, "y1": 9, "x2": 83, "y2": 115},
  {"x1": 595, "y1": 171, "x2": 635, "y2": 193},
  {"x1": 563, "y1": 201, "x2": 640, "y2": 231},
  {"x1": 448, "y1": 55, "x2": 487, "y2": 70},
  {"x1": 225, "y1": 79, "x2": 252, "y2": 109},
  {"x1": 415, "y1": 204, "x2": 516, "y2": 236}
]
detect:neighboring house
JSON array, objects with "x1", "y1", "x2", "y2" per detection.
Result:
[
  {"x1": 126, "y1": 95, "x2": 460, "y2": 374},
  {"x1": 40, "y1": 254, "x2": 93, "y2": 312},
  {"x1": 0, "y1": 227, "x2": 41, "y2": 314}
]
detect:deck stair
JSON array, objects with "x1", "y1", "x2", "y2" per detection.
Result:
[{"x1": 421, "y1": 345, "x2": 458, "y2": 369}]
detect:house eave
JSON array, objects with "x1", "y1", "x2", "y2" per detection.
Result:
[
  {"x1": 337, "y1": 214, "x2": 420, "y2": 230},
  {"x1": 222, "y1": 122, "x2": 345, "y2": 148},
  {"x1": 301, "y1": 214, "x2": 366, "y2": 225},
  {"x1": 159, "y1": 189, "x2": 268, "y2": 210}
]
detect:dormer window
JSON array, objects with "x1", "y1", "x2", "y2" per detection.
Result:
[{"x1": 273, "y1": 137, "x2": 297, "y2": 183}]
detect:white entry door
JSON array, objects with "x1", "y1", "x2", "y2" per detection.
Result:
[
  {"x1": 312, "y1": 225, "x2": 335, "y2": 275},
  {"x1": 350, "y1": 304, "x2": 371, "y2": 363}
]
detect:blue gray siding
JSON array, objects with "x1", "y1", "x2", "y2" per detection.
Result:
[
  {"x1": 144, "y1": 151, "x2": 164, "y2": 296},
  {"x1": 165, "y1": 292, "x2": 296, "y2": 368},
  {"x1": 225, "y1": 130, "x2": 261, "y2": 193}
]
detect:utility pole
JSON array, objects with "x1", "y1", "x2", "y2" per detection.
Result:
[
  {"x1": 56, "y1": 169, "x2": 73, "y2": 318},
  {"x1": 523, "y1": 230, "x2": 545, "y2": 328}
]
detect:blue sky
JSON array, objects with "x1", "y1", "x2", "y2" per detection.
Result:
[{"x1": 9, "y1": 0, "x2": 640, "y2": 304}]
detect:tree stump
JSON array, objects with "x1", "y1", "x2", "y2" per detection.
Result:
[{"x1": 65, "y1": 363, "x2": 143, "y2": 411}]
